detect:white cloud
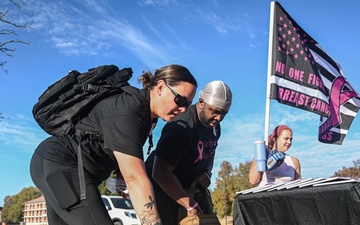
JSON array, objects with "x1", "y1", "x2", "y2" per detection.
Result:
[
  {"x1": 0, "y1": 114, "x2": 48, "y2": 151},
  {"x1": 139, "y1": 0, "x2": 177, "y2": 7},
  {"x1": 20, "y1": 0, "x2": 177, "y2": 67},
  {"x1": 138, "y1": 0, "x2": 256, "y2": 38},
  {"x1": 16, "y1": 0, "x2": 264, "y2": 67}
]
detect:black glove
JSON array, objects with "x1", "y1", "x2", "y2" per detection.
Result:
[{"x1": 266, "y1": 150, "x2": 286, "y2": 171}]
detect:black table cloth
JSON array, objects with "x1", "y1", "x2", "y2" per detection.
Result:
[{"x1": 234, "y1": 182, "x2": 360, "y2": 225}]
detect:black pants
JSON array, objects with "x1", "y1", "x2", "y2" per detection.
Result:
[{"x1": 30, "y1": 152, "x2": 113, "y2": 225}]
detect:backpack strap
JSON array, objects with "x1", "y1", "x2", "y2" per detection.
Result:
[
  {"x1": 121, "y1": 86, "x2": 145, "y2": 103},
  {"x1": 147, "y1": 118, "x2": 158, "y2": 155},
  {"x1": 77, "y1": 143, "x2": 86, "y2": 200},
  {"x1": 121, "y1": 86, "x2": 157, "y2": 154}
]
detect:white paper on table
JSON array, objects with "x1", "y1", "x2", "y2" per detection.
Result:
[{"x1": 313, "y1": 178, "x2": 358, "y2": 187}]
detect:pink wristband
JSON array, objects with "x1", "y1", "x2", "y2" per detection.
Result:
[{"x1": 186, "y1": 202, "x2": 199, "y2": 211}]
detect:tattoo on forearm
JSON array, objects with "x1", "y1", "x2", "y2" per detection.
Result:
[{"x1": 139, "y1": 196, "x2": 162, "y2": 225}]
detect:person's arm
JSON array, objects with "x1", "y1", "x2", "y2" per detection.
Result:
[
  {"x1": 292, "y1": 156, "x2": 301, "y2": 180},
  {"x1": 248, "y1": 159, "x2": 264, "y2": 185},
  {"x1": 152, "y1": 156, "x2": 202, "y2": 217},
  {"x1": 114, "y1": 151, "x2": 162, "y2": 225}
]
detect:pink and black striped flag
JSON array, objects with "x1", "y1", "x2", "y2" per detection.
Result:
[{"x1": 269, "y1": 1, "x2": 360, "y2": 144}]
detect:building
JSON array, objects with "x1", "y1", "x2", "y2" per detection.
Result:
[{"x1": 23, "y1": 196, "x2": 48, "y2": 225}]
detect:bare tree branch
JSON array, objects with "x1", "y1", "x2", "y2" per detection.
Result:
[
  {"x1": 9, "y1": 0, "x2": 25, "y2": 9},
  {"x1": 0, "y1": 39, "x2": 31, "y2": 56},
  {"x1": 1, "y1": 12, "x2": 27, "y2": 28},
  {"x1": 1, "y1": 0, "x2": 31, "y2": 74}
]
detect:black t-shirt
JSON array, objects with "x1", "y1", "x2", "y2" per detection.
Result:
[
  {"x1": 145, "y1": 104, "x2": 220, "y2": 188},
  {"x1": 35, "y1": 87, "x2": 152, "y2": 181}
]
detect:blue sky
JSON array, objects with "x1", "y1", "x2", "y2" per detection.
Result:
[{"x1": 1, "y1": 0, "x2": 360, "y2": 205}]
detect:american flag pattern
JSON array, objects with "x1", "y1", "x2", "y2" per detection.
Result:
[{"x1": 269, "y1": 1, "x2": 360, "y2": 144}]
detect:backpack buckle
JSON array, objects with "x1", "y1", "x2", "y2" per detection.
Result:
[{"x1": 77, "y1": 83, "x2": 99, "y2": 92}]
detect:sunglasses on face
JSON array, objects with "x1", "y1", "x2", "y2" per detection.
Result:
[{"x1": 165, "y1": 82, "x2": 192, "y2": 107}]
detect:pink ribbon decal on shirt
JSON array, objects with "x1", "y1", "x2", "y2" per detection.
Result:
[{"x1": 194, "y1": 141, "x2": 204, "y2": 163}]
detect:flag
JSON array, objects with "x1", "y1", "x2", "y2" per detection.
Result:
[{"x1": 269, "y1": 1, "x2": 360, "y2": 144}]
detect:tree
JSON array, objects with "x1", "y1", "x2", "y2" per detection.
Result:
[
  {"x1": 98, "y1": 171, "x2": 116, "y2": 196},
  {"x1": 1, "y1": 186, "x2": 41, "y2": 223},
  {"x1": 332, "y1": 159, "x2": 360, "y2": 179},
  {"x1": 211, "y1": 161, "x2": 253, "y2": 219},
  {"x1": 1, "y1": 0, "x2": 31, "y2": 73},
  {"x1": 212, "y1": 161, "x2": 233, "y2": 218},
  {"x1": 98, "y1": 179, "x2": 112, "y2": 196}
]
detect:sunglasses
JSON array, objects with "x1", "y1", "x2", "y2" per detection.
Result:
[{"x1": 165, "y1": 82, "x2": 192, "y2": 107}]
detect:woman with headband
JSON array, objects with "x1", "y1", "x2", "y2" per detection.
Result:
[{"x1": 249, "y1": 125, "x2": 301, "y2": 186}]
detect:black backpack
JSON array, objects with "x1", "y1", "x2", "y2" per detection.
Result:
[{"x1": 33, "y1": 64, "x2": 133, "y2": 137}]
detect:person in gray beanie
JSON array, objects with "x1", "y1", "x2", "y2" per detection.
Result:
[{"x1": 145, "y1": 80, "x2": 232, "y2": 225}]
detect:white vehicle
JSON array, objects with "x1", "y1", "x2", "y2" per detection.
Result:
[{"x1": 101, "y1": 195, "x2": 141, "y2": 225}]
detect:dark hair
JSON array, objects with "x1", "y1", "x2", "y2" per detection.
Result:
[
  {"x1": 137, "y1": 64, "x2": 198, "y2": 90},
  {"x1": 268, "y1": 125, "x2": 292, "y2": 149}
]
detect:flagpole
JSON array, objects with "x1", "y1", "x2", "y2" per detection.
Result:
[{"x1": 264, "y1": 1, "x2": 276, "y2": 144}]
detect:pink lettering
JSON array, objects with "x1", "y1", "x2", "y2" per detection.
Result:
[
  {"x1": 320, "y1": 131, "x2": 333, "y2": 141},
  {"x1": 288, "y1": 67, "x2": 304, "y2": 82},
  {"x1": 278, "y1": 87, "x2": 311, "y2": 107},
  {"x1": 310, "y1": 98, "x2": 317, "y2": 109},
  {"x1": 275, "y1": 61, "x2": 286, "y2": 74},
  {"x1": 319, "y1": 118, "x2": 332, "y2": 133},
  {"x1": 308, "y1": 73, "x2": 326, "y2": 92},
  {"x1": 309, "y1": 98, "x2": 329, "y2": 114}
]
